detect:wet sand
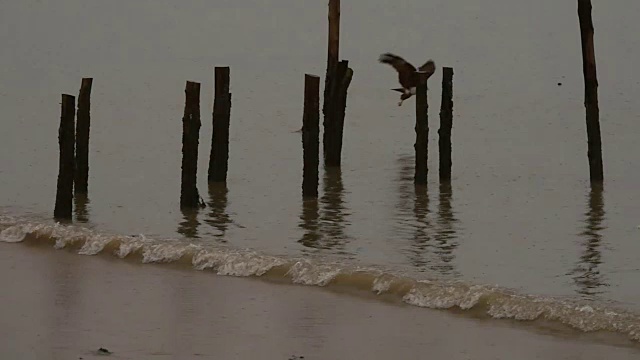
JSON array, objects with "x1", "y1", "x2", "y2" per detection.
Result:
[{"x1": 0, "y1": 243, "x2": 638, "y2": 360}]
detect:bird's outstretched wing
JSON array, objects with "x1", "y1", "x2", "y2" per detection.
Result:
[
  {"x1": 378, "y1": 53, "x2": 416, "y2": 73},
  {"x1": 418, "y1": 59, "x2": 436, "y2": 79},
  {"x1": 378, "y1": 53, "x2": 416, "y2": 88}
]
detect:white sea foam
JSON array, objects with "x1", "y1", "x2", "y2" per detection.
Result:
[
  {"x1": 2, "y1": 215, "x2": 640, "y2": 343},
  {"x1": 287, "y1": 260, "x2": 341, "y2": 286},
  {"x1": 0, "y1": 225, "x2": 27, "y2": 243},
  {"x1": 372, "y1": 275, "x2": 394, "y2": 294}
]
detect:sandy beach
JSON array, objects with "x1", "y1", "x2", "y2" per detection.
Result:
[{"x1": 0, "y1": 243, "x2": 637, "y2": 360}]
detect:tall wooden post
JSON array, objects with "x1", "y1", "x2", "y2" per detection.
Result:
[
  {"x1": 323, "y1": 0, "x2": 340, "y2": 116},
  {"x1": 208, "y1": 67, "x2": 232, "y2": 183},
  {"x1": 438, "y1": 67, "x2": 454, "y2": 181},
  {"x1": 54, "y1": 94, "x2": 76, "y2": 220},
  {"x1": 180, "y1": 81, "x2": 202, "y2": 209},
  {"x1": 414, "y1": 72, "x2": 429, "y2": 184},
  {"x1": 302, "y1": 74, "x2": 320, "y2": 198},
  {"x1": 323, "y1": 0, "x2": 343, "y2": 167},
  {"x1": 75, "y1": 78, "x2": 93, "y2": 194},
  {"x1": 578, "y1": 0, "x2": 603, "y2": 183}
]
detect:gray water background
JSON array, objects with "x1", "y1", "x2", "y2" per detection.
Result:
[{"x1": 1, "y1": 0, "x2": 639, "y2": 309}]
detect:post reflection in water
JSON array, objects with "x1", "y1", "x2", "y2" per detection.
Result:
[
  {"x1": 297, "y1": 167, "x2": 350, "y2": 253},
  {"x1": 74, "y1": 193, "x2": 90, "y2": 223},
  {"x1": 48, "y1": 248, "x2": 80, "y2": 354},
  {"x1": 570, "y1": 184, "x2": 608, "y2": 297},
  {"x1": 396, "y1": 155, "x2": 459, "y2": 276},
  {"x1": 298, "y1": 198, "x2": 321, "y2": 248},
  {"x1": 178, "y1": 208, "x2": 200, "y2": 239},
  {"x1": 433, "y1": 182, "x2": 459, "y2": 276},
  {"x1": 410, "y1": 182, "x2": 431, "y2": 270},
  {"x1": 204, "y1": 182, "x2": 232, "y2": 241}
]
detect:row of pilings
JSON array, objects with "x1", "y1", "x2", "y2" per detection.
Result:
[{"x1": 53, "y1": 0, "x2": 603, "y2": 220}]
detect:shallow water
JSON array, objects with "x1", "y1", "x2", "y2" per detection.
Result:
[
  {"x1": 2, "y1": 216, "x2": 640, "y2": 344},
  {"x1": 3, "y1": 243, "x2": 639, "y2": 360},
  {"x1": 1, "y1": 0, "x2": 639, "y2": 334}
]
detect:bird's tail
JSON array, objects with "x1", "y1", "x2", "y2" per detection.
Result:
[{"x1": 390, "y1": 88, "x2": 405, "y2": 93}]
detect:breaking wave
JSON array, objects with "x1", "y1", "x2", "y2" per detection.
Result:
[{"x1": 1, "y1": 214, "x2": 639, "y2": 344}]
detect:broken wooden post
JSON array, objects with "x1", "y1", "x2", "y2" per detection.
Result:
[
  {"x1": 324, "y1": 60, "x2": 353, "y2": 167},
  {"x1": 75, "y1": 78, "x2": 93, "y2": 194},
  {"x1": 302, "y1": 74, "x2": 320, "y2": 198},
  {"x1": 180, "y1": 81, "x2": 202, "y2": 209},
  {"x1": 208, "y1": 67, "x2": 232, "y2": 183},
  {"x1": 54, "y1": 94, "x2": 76, "y2": 220},
  {"x1": 438, "y1": 67, "x2": 454, "y2": 181},
  {"x1": 332, "y1": 61, "x2": 353, "y2": 167},
  {"x1": 414, "y1": 72, "x2": 429, "y2": 184},
  {"x1": 577, "y1": 0, "x2": 603, "y2": 183}
]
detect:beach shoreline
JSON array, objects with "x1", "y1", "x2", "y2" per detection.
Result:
[{"x1": 1, "y1": 242, "x2": 638, "y2": 360}]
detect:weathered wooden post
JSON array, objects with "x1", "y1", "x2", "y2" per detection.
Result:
[
  {"x1": 208, "y1": 67, "x2": 232, "y2": 183},
  {"x1": 414, "y1": 72, "x2": 429, "y2": 184},
  {"x1": 577, "y1": 0, "x2": 603, "y2": 183},
  {"x1": 322, "y1": 0, "x2": 353, "y2": 167},
  {"x1": 332, "y1": 61, "x2": 353, "y2": 166},
  {"x1": 323, "y1": 0, "x2": 340, "y2": 116},
  {"x1": 180, "y1": 81, "x2": 202, "y2": 209},
  {"x1": 75, "y1": 78, "x2": 93, "y2": 194},
  {"x1": 302, "y1": 74, "x2": 320, "y2": 197},
  {"x1": 54, "y1": 94, "x2": 76, "y2": 220},
  {"x1": 438, "y1": 67, "x2": 454, "y2": 181},
  {"x1": 324, "y1": 60, "x2": 353, "y2": 167}
]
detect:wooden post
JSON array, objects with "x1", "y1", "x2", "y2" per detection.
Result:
[
  {"x1": 323, "y1": 0, "x2": 340, "y2": 117},
  {"x1": 438, "y1": 67, "x2": 454, "y2": 181},
  {"x1": 322, "y1": 0, "x2": 342, "y2": 166},
  {"x1": 208, "y1": 67, "x2": 232, "y2": 183},
  {"x1": 54, "y1": 94, "x2": 76, "y2": 220},
  {"x1": 332, "y1": 62, "x2": 353, "y2": 167},
  {"x1": 302, "y1": 74, "x2": 320, "y2": 197},
  {"x1": 414, "y1": 72, "x2": 429, "y2": 184},
  {"x1": 328, "y1": 0, "x2": 340, "y2": 70},
  {"x1": 324, "y1": 60, "x2": 352, "y2": 167},
  {"x1": 180, "y1": 81, "x2": 202, "y2": 209},
  {"x1": 578, "y1": 0, "x2": 603, "y2": 183},
  {"x1": 75, "y1": 78, "x2": 93, "y2": 194}
]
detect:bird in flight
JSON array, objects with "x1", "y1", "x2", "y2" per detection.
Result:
[{"x1": 378, "y1": 53, "x2": 436, "y2": 106}]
